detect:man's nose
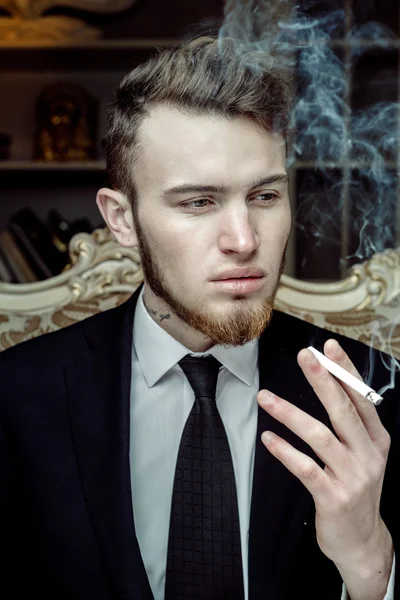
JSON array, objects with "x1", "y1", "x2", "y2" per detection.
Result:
[{"x1": 218, "y1": 212, "x2": 260, "y2": 254}]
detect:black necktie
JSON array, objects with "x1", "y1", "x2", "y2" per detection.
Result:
[{"x1": 165, "y1": 354, "x2": 244, "y2": 600}]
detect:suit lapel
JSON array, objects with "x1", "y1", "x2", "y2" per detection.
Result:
[
  {"x1": 65, "y1": 283, "x2": 154, "y2": 600},
  {"x1": 248, "y1": 310, "x2": 342, "y2": 599}
]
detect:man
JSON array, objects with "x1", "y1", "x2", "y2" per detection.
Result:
[{"x1": 0, "y1": 36, "x2": 398, "y2": 600}]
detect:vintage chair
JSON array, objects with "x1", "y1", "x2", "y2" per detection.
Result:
[{"x1": 0, "y1": 227, "x2": 400, "y2": 361}]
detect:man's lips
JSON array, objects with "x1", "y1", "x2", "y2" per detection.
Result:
[
  {"x1": 212, "y1": 276, "x2": 265, "y2": 294},
  {"x1": 212, "y1": 268, "x2": 265, "y2": 280}
]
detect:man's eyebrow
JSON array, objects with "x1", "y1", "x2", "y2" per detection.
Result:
[
  {"x1": 162, "y1": 174, "x2": 289, "y2": 197},
  {"x1": 162, "y1": 182, "x2": 229, "y2": 196},
  {"x1": 247, "y1": 174, "x2": 289, "y2": 189}
]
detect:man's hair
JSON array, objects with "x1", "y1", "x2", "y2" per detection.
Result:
[{"x1": 105, "y1": 35, "x2": 294, "y2": 210}]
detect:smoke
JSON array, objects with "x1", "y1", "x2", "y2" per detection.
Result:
[
  {"x1": 219, "y1": 0, "x2": 400, "y2": 394},
  {"x1": 220, "y1": 1, "x2": 398, "y2": 263}
]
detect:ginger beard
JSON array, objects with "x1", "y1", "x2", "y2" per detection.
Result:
[{"x1": 134, "y1": 208, "x2": 288, "y2": 348}]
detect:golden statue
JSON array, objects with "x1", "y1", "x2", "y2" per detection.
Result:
[
  {"x1": 33, "y1": 82, "x2": 98, "y2": 162},
  {"x1": 0, "y1": 0, "x2": 139, "y2": 43}
]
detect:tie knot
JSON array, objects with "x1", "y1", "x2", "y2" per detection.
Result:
[{"x1": 178, "y1": 354, "x2": 221, "y2": 400}]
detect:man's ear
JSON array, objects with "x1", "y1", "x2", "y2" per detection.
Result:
[{"x1": 96, "y1": 187, "x2": 138, "y2": 247}]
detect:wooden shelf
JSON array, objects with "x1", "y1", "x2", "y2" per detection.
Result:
[
  {"x1": 0, "y1": 38, "x2": 398, "y2": 51},
  {"x1": 0, "y1": 39, "x2": 181, "y2": 51},
  {"x1": 0, "y1": 160, "x2": 106, "y2": 171},
  {"x1": 0, "y1": 41, "x2": 173, "y2": 71},
  {"x1": 0, "y1": 161, "x2": 108, "y2": 187}
]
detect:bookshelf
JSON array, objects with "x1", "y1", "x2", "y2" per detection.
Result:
[
  {"x1": 0, "y1": 0, "x2": 225, "y2": 283},
  {"x1": 0, "y1": 0, "x2": 224, "y2": 237}
]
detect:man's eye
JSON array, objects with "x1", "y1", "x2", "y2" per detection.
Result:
[
  {"x1": 255, "y1": 193, "x2": 278, "y2": 203},
  {"x1": 180, "y1": 194, "x2": 278, "y2": 211},
  {"x1": 180, "y1": 199, "x2": 211, "y2": 210}
]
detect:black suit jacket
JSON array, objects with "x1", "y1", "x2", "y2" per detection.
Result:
[{"x1": 0, "y1": 282, "x2": 399, "y2": 600}]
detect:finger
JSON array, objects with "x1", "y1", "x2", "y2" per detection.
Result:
[
  {"x1": 258, "y1": 391, "x2": 351, "y2": 480},
  {"x1": 323, "y1": 339, "x2": 391, "y2": 449},
  {"x1": 260, "y1": 428, "x2": 332, "y2": 502},
  {"x1": 297, "y1": 347, "x2": 373, "y2": 456}
]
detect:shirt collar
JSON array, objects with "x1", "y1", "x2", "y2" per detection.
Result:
[{"x1": 133, "y1": 285, "x2": 258, "y2": 388}]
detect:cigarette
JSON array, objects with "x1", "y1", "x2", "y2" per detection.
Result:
[{"x1": 307, "y1": 346, "x2": 383, "y2": 406}]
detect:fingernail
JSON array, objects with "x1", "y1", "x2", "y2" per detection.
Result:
[
  {"x1": 333, "y1": 340, "x2": 342, "y2": 355},
  {"x1": 327, "y1": 339, "x2": 341, "y2": 354},
  {"x1": 262, "y1": 431, "x2": 275, "y2": 444},
  {"x1": 261, "y1": 391, "x2": 275, "y2": 404}
]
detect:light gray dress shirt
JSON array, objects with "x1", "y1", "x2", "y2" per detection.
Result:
[{"x1": 129, "y1": 285, "x2": 395, "y2": 600}]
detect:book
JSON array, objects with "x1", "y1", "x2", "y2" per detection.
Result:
[
  {"x1": 0, "y1": 244, "x2": 14, "y2": 283},
  {"x1": 0, "y1": 230, "x2": 38, "y2": 283},
  {"x1": 8, "y1": 208, "x2": 69, "y2": 280}
]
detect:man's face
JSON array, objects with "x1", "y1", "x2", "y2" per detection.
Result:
[{"x1": 131, "y1": 104, "x2": 291, "y2": 352}]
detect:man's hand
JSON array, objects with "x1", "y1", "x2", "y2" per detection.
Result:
[{"x1": 257, "y1": 339, "x2": 394, "y2": 599}]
